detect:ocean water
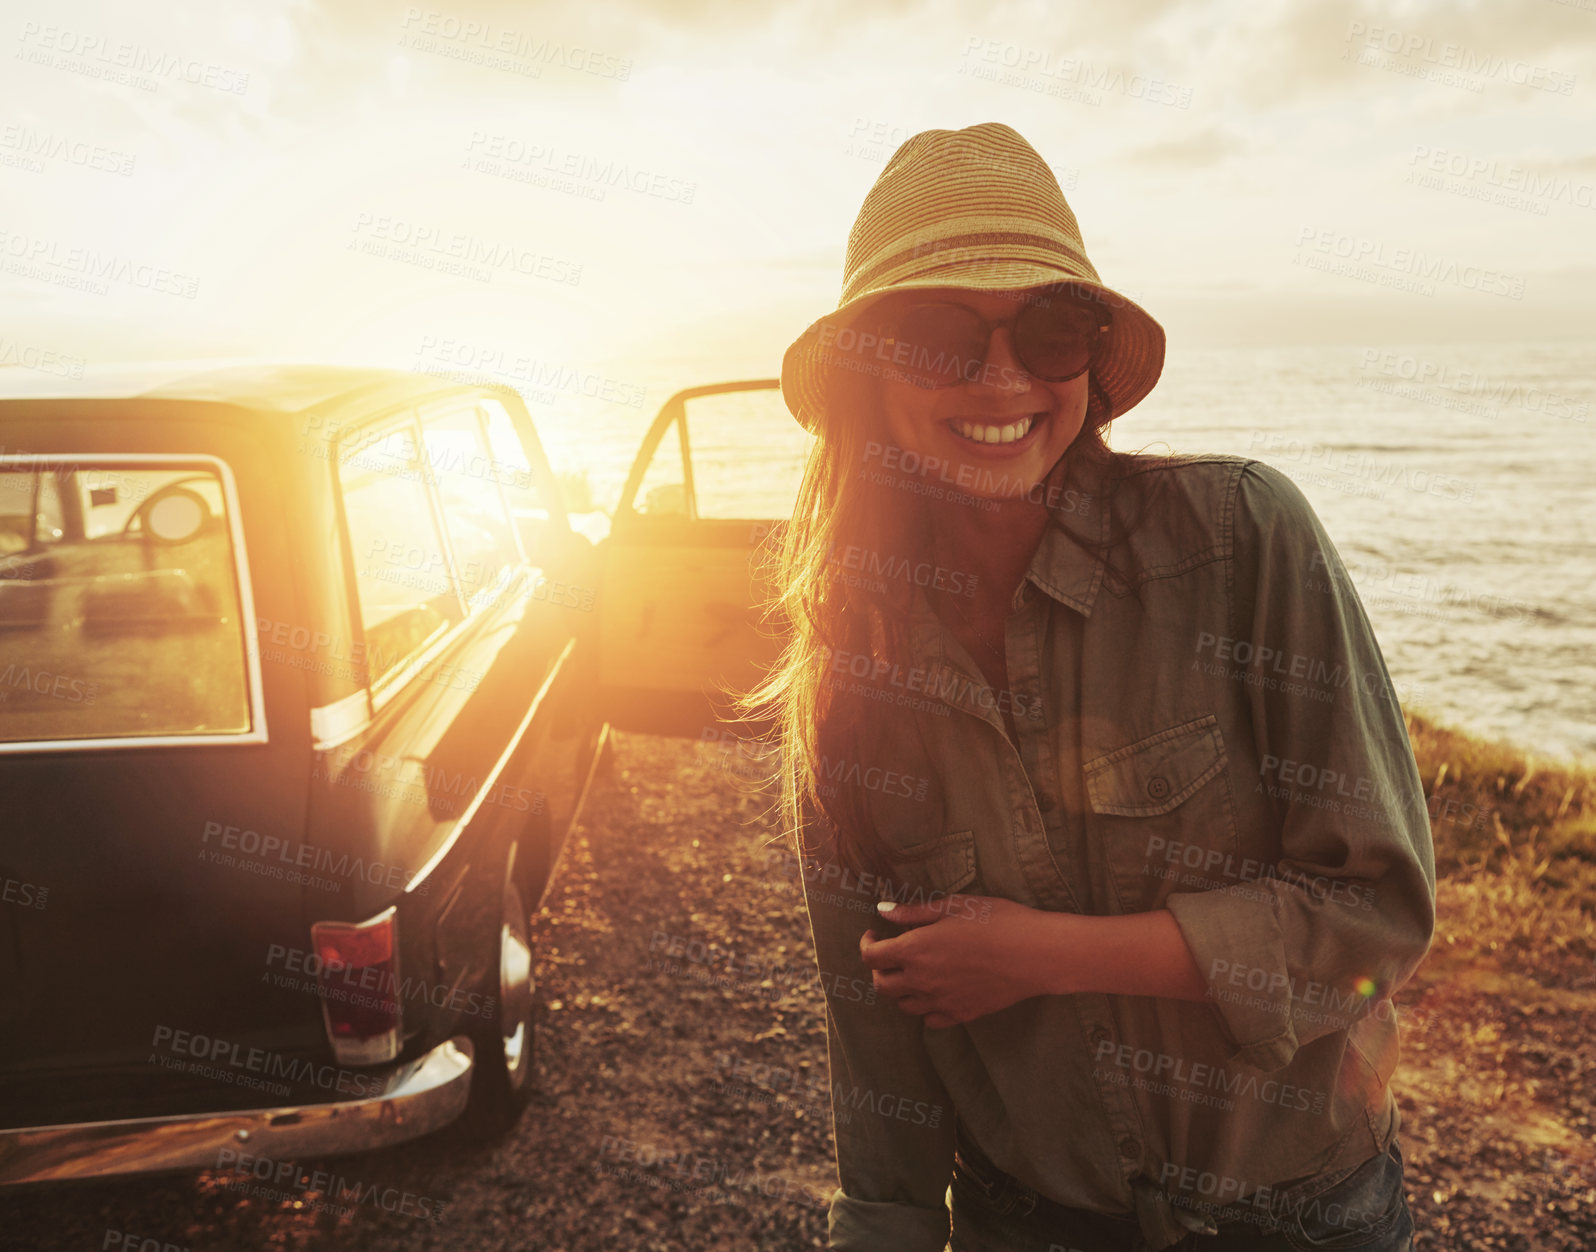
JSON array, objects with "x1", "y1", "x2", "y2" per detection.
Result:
[
  {"x1": 521, "y1": 340, "x2": 1595, "y2": 767},
  {"x1": 1119, "y1": 341, "x2": 1595, "y2": 769}
]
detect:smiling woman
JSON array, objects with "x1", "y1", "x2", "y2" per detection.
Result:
[{"x1": 740, "y1": 122, "x2": 1435, "y2": 1252}]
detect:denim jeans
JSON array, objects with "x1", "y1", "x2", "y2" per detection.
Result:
[{"x1": 948, "y1": 1126, "x2": 1416, "y2": 1252}]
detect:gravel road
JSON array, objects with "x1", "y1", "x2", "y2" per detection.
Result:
[{"x1": 4, "y1": 731, "x2": 1592, "y2": 1251}]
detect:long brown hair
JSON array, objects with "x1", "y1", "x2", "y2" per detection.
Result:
[{"x1": 737, "y1": 355, "x2": 1158, "y2": 881}]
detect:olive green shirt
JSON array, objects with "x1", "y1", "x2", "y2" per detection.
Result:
[{"x1": 796, "y1": 452, "x2": 1437, "y2": 1251}]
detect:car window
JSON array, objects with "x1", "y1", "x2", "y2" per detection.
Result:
[
  {"x1": 0, "y1": 459, "x2": 253, "y2": 745},
  {"x1": 683, "y1": 389, "x2": 814, "y2": 520},
  {"x1": 633, "y1": 415, "x2": 689, "y2": 517},
  {"x1": 479, "y1": 398, "x2": 561, "y2": 525},
  {"x1": 337, "y1": 419, "x2": 462, "y2": 686},
  {"x1": 477, "y1": 396, "x2": 579, "y2": 573},
  {"x1": 420, "y1": 405, "x2": 521, "y2": 608}
]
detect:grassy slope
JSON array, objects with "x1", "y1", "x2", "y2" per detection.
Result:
[{"x1": 1405, "y1": 707, "x2": 1596, "y2": 979}]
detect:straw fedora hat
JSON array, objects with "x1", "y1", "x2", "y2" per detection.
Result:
[{"x1": 780, "y1": 122, "x2": 1165, "y2": 432}]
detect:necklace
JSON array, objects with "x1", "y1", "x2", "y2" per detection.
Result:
[{"x1": 940, "y1": 590, "x2": 1006, "y2": 659}]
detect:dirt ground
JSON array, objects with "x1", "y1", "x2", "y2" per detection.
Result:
[{"x1": 4, "y1": 730, "x2": 1594, "y2": 1251}]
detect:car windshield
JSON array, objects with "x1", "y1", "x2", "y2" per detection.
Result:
[{"x1": 0, "y1": 459, "x2": 253, "y2": 745}]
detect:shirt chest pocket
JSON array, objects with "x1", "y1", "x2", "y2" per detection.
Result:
[
  {"x1": 880, "y1": 828, "x2": 980, "y2": 906},
  {"x1": 1083, "y1": 713, "x2": 1239, "y2": 914}
]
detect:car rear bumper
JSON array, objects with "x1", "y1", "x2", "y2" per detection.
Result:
[{"x1": 0, "y1": 1036, "x2": 474, "y2": 1185}]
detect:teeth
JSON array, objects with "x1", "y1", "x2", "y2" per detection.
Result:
[{"x1": 951, "y1": 414, "x2": 1036, "y2": 445}]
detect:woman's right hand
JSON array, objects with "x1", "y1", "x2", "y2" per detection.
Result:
[{"x1": 859, "y1": 893, "x2": 1065, "y2": 1028}]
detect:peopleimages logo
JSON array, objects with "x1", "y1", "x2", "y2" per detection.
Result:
[
  {"x1": 0, "y1": 124, "x2": 136, "y2": 175},
  {"x1": 265, "y1": 942, "x2": 496, "y2": 1019},
  {"x1": 0, "y1": 226, "x2": 200, "y2": 298},
  {"x1": 859, "y1": 439, "x2": 1094, "y2": 515},
  {"x1": 1247, "y1": 431, "x2": 1476, "y2": 502},
  {"x1": 15, "y1": 21, "x2": 251, "y2": 94},
  {"x1": 818, "y1": 318, "x2": 1033, "y2": 391},
  {"x1": 1356, "y1": 348, "x2": 1589, "y2": 423},
  {"x1": 1, "y1": 874, "x2": 48, "y2": 910},
  {"x1": 1192, "y1": 630, "x2": 1407, "y2": 706},
  {"x1": 148, "y1": 1025, "x2": 399, "y2": 1099},
  {"x1": 1092, "y1": 1038, "x2": 1327, "y2": 1115},
  {"x1": 1343, "y1": 21, "x2": 1576, "y2": 95},
  {"x1": 828, "y1": 541, "x2": 979, "y2": 597},
  {"x1": 102, "y1": 1232, "x2": 188, "y2": 1252},
  {"x1": 957, "y1": 38, "x2": 1194, "y2": 109},
  {"x1": 1143, "y1": 834, "x2": 1376, "y2": 911},
  {"x1": 198, "y1": 820, "x2": 429, "y2": 893},
  {"x1": 823, "y1": 644, "x2": 1045, "y2": 722},
  {"x1": 464, "y1": 133, "x2": 695, "y2": 203},
  {"x1": 398, "y1": 8, "x2": 633, "y2": 80},
  {"x1": 0, "y1": 335, "x2": 86, "y2": 377},
  {"x1": 1293, "y1": 226, "x2": 1525, "y2": 300},
  {"x1": 412, "y1": 335, "x2": 648, "y2": 407},
  {"x1": 349, "y1": 211, "x2": 582, "y2": 286},
  {"x1": 1405, "y1": 146, "x2": 1595, "y2": 214},
  {"x1": 815, "y1": 752, "x2": 930, "y2": 803},
  {"x1": 213, "y1": 1148, "x2": 449, "y2": 1224},
  {"x1": 0, "y1": 662, "x2": 98, "y2": 704}
]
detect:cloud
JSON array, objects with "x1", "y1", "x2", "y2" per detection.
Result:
[
  {"x1": 1539, "y1": 151, "x2": 1596, "y2": 176},
  {"x1": 1126, "y1": 125, "x2": 1247, "y2": 167},
  {"x1": 1209, "y1": 0, "x2": 1596, "y2": 110}
]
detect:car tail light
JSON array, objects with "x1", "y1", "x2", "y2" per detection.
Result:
[{"x1": 310, "y1": 905, "x2": 401, "y2": 1066}]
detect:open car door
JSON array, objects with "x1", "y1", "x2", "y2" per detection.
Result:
[{"x1": 597, "y1": 379, "x2": 814, "y2": 738}]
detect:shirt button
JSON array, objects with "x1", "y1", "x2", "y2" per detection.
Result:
[
  {"x1": 1088, "y1": 1025, "x2": 1111, "y2": 1048},
  {"x1": 1118, "y1": 1136, "x2": 1141, "y2": 1160},
  {"x1": 1146, "y1": 775, "x2": 1170, "y2": 800},
  {"x1": 1036, "y1": 790, "x2": 1057, "y2": 813}
]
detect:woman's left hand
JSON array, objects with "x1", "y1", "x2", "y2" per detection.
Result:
[{"x1": 859, "y1": 894, "x2": 1069, "y2": 1029}]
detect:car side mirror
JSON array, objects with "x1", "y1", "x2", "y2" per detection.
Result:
[
  {"x1": 641, "y1": 483, "x2": 688, "y2": 516},
  {"x1": 515, "y1": 515, "x2": 594, "y2": 568}
]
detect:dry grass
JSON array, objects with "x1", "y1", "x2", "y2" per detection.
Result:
[{"x1": 1407, "y1": 708, "x2": 1596, "y2": 975}]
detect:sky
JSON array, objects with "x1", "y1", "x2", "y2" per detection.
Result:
[{"x1": 2, "y1": 0, "x2": 1594, "y2": 387}]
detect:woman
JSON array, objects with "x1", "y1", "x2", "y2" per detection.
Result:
[{"x1": 744, "y1": 123, "x2": 1437, "y2": 1251}]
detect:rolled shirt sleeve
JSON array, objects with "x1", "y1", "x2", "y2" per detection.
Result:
[
  {"x1": 795, "y1": 802, "x2": 955, "y2": 1252},
  {"x1": 1164, "y1": 460, "x2": 1438, "y2": 1073}
]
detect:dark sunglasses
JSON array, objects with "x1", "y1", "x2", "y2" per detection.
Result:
[{"x1": 857, "y1": 284, "x2": 1110, "y2": 389}]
